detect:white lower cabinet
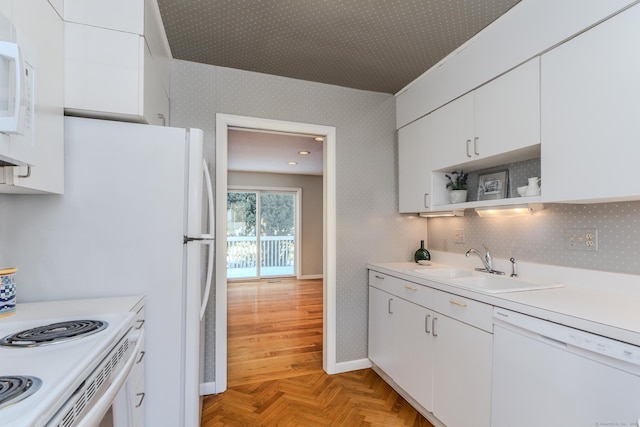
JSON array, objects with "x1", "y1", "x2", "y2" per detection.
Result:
[
  {"x1": 369, "y1": 286, "x2": 435, "y2": 411},
  {"x1": 432, "y1": 311, "x2": 492, "y2": 427},
  {"x1": 368, "y1": 270, "x2": 492, "y2": 427}
]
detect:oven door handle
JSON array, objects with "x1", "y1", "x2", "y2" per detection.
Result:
[{"x1": 76, "y1": 329, "x2": 145, "y2": 427}]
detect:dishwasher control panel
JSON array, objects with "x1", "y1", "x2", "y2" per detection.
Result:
[{"x1": 493, "y1": 308, "x2": 640, "y2": 373}]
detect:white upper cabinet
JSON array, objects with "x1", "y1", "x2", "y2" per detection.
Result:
[
  {"x1": 541, "y1": 3, "x2": 640, "y2": 203},
  {"x1": 398, "y1": 115, "x2": 432, "y2": 213},
  {"x1": 396, "y1": 0, "x2": 637, "y2": 129},
  {"x1": 474, "y1": 57, "x2": 540, "y2": 161},
  {"x1": 63, "y1": 0, "x2": 170, "y2": 126},
  {"x1": 63, "y1": 0, "x2": 144, "y2": 33},
  {"x1": 0, "y1": 0, "x2": 64, "y2": 194},
  {"x1": 429, "y1": 57, "x2": 540, "y2": 171},
  {"x1": 428, "y1": 93, "x2": 474, "y2": 171}
]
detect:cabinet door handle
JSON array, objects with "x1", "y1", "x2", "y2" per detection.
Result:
[
  {"x1": 425, "y1": 314, "x2": 431, "y2": 334},
  {"x1": 474, "y1": 137, "x2": 480, "y2": 155},
  {"x1": 17, "y1": 166, "x2": 31, "y2": 178},
  {"x1": 466, "y1": 139, "x2": 472, "y2": 157},
  {"x1": 388, "y1": 298, "x2": 393, "y2": 314},
  {"x1": 374, "y1": 275, "x2": 384, "y2": 280},
  {"x1": 136, "y1": 351, "x2": 145, "y2": 364},
  {"x1": 404, "y1": 285, "x2": 417, "y2": 291},
  {"x1": 157, "y1": 113, "x2": 166, "y2": 126},
  {"x1": 135, "y1": 319, "x2": 145, "y2": 329},
  {"x1": 432, "y1": 316, "x2": 438, "y2": 337},
  {"x1": 424, "y1": 193, "x2": 430, "y2": 209},
  {"x1": 449, "y1": 298, "x2": 468, "y2": 307},
  {"x1": 136, "y1": 392, "x2": 145, "y2": 408}
]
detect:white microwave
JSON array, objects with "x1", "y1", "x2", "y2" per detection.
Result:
[{"x1": 0, "y1": 11, "x2": 36, "y2": 167}]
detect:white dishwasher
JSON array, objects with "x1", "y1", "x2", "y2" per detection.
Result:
[{"x1": 492, "y1": 308, "x2": 640, "y2": 427}]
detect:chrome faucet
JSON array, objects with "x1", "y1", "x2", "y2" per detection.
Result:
[{"x1": 466, "y1": 244, "x2": 505, "y2": 275}]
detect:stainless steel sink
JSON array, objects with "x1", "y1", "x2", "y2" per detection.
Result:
[{"x1": 449, "y1": 274, "x2": 564, "y2": 294}]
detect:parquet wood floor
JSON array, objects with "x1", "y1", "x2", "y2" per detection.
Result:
[{"x1": 201, "y1": 278, "x2": 433, "y2": 427}]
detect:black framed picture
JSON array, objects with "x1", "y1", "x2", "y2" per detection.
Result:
[{"x1": 478, "y1": 169, "x2": 509, "y2": 200}]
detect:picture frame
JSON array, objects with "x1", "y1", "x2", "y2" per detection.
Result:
[{"x1": 477, "y1": 169, "x2": 509, "y2": 201}]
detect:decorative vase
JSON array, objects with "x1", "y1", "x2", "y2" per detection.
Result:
[
  {"x1": 414, "y1": 240, "x2": 431, "y2": 263},
  {"x1": 449, "y1": 189, "x2": 468, "y2": 204}
]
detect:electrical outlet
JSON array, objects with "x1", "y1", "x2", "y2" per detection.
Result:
[
  {"x1": 453, "y1": 228, "x2": 465, "y2": 244},
  {"x1": 565, "y1": 229, "x2": 598, "y2": 251}
]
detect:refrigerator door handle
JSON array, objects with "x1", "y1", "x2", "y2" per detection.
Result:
[
  {"x1": 200, "y1": 159, "x2": 215, "y2": 320},
  {"x1": 183, "y1": 235, "x2": 214, "y2": 243}
]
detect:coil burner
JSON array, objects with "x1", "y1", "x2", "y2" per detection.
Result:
[
  {"x1": 0, "y1": 320, "x2": 108, "y2": 348},
  {"x1": 0, "y1": 376, "x2": 42, "y2": 409}
]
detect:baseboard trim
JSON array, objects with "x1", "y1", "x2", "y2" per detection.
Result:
[
  {"x1": 299, "y1": 274, "x2": 323, "y2": 280},
  {"x1": 200, "y1": 381, "x2": 217, "y2": 396},
  {"x1": 332, "y1": 358, "x2": 372, "y2": 374}
]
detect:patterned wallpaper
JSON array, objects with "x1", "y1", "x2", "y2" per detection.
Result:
[
  {"x1": 157, "y1": 0, "x2": 521, "y2": 93},
  {"x1": 169, "y1": 60, "x2": 429, "y2": 381},
  {"x1": 427, "y1": 200, "x2": 640, "y2": 275}
]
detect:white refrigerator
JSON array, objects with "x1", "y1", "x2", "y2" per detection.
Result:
[{"x1": 0, "y1": 117, "x2": 213, "y2": 427}]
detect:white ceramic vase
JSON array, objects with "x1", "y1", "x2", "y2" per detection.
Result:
[{"x1": 449, "y1": 189, "x2": 468, "y2": 204}]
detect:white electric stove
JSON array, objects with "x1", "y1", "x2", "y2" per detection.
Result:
[{"x1": 0, "y1": 297, "x2": 142, "y2": 427}]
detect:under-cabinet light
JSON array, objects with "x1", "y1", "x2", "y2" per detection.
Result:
[
  {"x1": 419, "y1": 210, "x2": 465, "y2": 218},
  {"x1": 475, "y1": 203, "x2": 544, "y2": 217}
]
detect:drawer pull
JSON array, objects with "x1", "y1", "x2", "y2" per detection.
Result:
[
  {"x1": 136, "y1": 392, "x2": 145, "y2": 408},
  {"x1": 425, "y1": 314, "x2": 431, "y2": 334},
  {"x1": 404, "y1": 285, "x2": 417, "y2": 291},
  {"x1": 374, "y1": 275, "x2": 385, "y2": 280},
  {"x1": 388, "y1": 298, "x2": 393, "y2": 314},
  {"x1": 135, "y1": 319, "x2": 145, "y2": 329},
  {"x1": 136, "y1": 351, "x2": 145, "y2": 364},
  {"x1": 449, "y1": 298, "x2": 468, "y2": 307}
]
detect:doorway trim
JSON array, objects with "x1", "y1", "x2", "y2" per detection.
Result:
[{"x1": 214, "y1": 113, "x2": 337, "y2": 393}]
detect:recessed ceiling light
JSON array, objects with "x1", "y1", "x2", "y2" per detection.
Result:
[
  {"x1": 314, "y1": 137, "x2": 324, "y2": 142},
  {"x1": 288, "y1": 161, "x2": 297, "y2": 165},
  {"x1": 299, "y1": 151, "x2": 310, "y2": 155}
]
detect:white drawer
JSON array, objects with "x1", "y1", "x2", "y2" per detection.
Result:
[
  {"x1": 433, "y1": 290, "x2": 493, "y2": 333},
  {"x1": 369, "y1": 270, "x2": 434, "y2": 308}
]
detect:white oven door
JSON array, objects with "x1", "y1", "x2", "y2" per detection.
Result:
[{"x1": 47, "y1": 329, "x2": 144, "y2": 427}]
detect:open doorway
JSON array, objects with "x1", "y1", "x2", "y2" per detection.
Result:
[{"x1": 213, "y1": 114, "x2": 337, "y2": 394}]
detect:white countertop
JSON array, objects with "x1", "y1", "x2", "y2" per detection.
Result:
[
  {"x1": 0, "y1": 296, "x2": 144, "y2": 323},
  {"x1": 369, "y1": 252, "x2": 640, "y2": 347}
]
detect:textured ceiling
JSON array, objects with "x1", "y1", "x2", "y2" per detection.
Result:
[{"x1": 157, "y1": 0, "x2": 521, "y2": 94}]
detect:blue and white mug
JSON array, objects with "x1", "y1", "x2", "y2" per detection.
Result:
[{"x1": 0, "y1": 267, "x2": 17, "y2": 317}]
